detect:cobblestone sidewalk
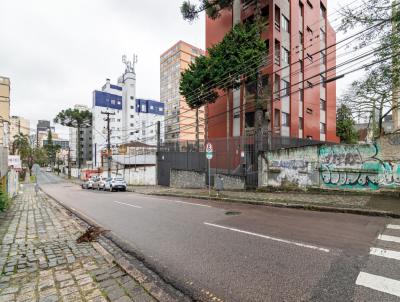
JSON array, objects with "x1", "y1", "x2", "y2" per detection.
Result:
[{"x1": 0, "y1": 185, "x2": 161, "y2": 302}]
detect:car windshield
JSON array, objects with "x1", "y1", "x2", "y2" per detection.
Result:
[{"x1": 115, "y1": 178, "x2": 124, "y2": 181}]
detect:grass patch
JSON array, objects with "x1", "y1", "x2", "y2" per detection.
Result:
[
  {"x1": 29, "y1": 175, "x2": 36, "y2": 183},
  {"x1": 0, "y1": 190, "x2": 10, "y2": 212}
]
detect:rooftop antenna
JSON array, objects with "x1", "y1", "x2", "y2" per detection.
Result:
[{"x1": 122, "y1": 54, "x2": 138, "y2": 74}]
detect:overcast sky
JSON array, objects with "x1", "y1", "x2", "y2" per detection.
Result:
[{"x1": 0, "y1": 0, "x2": 357, "y2": 138}]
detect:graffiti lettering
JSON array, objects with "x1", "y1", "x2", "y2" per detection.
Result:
[{"x1": 319, "y1": 144, "x2": 400, "y2": 190}]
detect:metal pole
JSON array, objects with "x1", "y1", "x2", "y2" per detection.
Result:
[
  {"x1": 208, "y1": 158, "x2": 211, "y2": 197},
  {"x1": 68, "y1": 147, "x2": 71, "y2": 179}
]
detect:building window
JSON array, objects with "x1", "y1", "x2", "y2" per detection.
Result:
[
  {"x1": 299, "y1": 1, "x2": 304, "y2": 17},
  {"x1": 274, "y1": 5, "x2": 280, "y2": 30},
  {"x1": 320, "y1": 75, "x2": 326, "y2": 87},
  {"x1": 307, "y1": 53, "x2": 313, "y2": 62},
  {"x1": 320, "y1": 28, "x2": 326, "y2": 42},
  {"x1": 299, "y1": 32, "x2": 304, "y2": 47},
  {"x1": 130, "y1": 115, "x2": 134, "y2": 118},
  {"x1": 282, "y1": 112, "x2": 290, "y2": 127},
  {"x1": 320, "y1": 122, "x2": 326, "y2": 134},
  {"x1": 282, "y1": 79, "x2": 290, "y2": 97},
  {"x1": 320, "y1": 51, "x2": 327, "y2": 65},
  {"x1": 274, "y1": 74, "x2": 280, "y2": 99},
  {"x1": 130, "y1": 106, "x2": 134, "y2": 109},
  {"x1": 307, "y1": 81, "x2": 313, "y2": 88},
  {"x1": 307, "y1": 26, "x2": 313, "y2": 35},
  {"x1": 307, "y1": 0, "x2": 313, "y2": 9},
  {"x1": 320, "y1": 3, "x2": 326, "y2": 18},
  {"x1": 261, "y1": 6, "x2": 269, "y2": 25},
  {"x1": 130, "y1": 123, "x2": 134, "y2": 127},
  {"x1": 274, "y1": 40, "x2": 280, "y2": 65},
  {"x1": 130, "y1": 96, "x2": 134, "y2": 100},
  {"x1": 299, "y1": 117, "x2": 304, "y2": 130},
  {"x1": 282, "y1": 15, "x2": 289, "y2": 32},
  {"x1": 130, "y1": 132, "x2": 134, "y2": 135},
  {"x1": 282, "y1": 47, "x2": 290, "y2": 65},
  {"x1": 320, "y1": 98, "x2": 326, "y2": 111},
  {"x1": 117, "y1": 119, "x2": 121, "y2": 122},
  {"x1": 274, "y1": 109, "x2": 280, "y2": 127}
]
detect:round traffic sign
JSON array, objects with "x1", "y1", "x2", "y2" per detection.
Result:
[{"x1": 206, "y1": 143, "x2": 213, "y2": 153}]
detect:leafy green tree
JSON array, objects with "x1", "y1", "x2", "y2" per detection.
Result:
[
  {"x1": 44, "y1": 129, "x2": 61, "y2": 167},
  {"x1": 339, "y1": 1, "x2": 400, "y2": 130},
  {"x1": 180, "y1": 0, "x2": 268, "y2": 133},
  {"x1": 33, "y1": 148, "x2": 48, "y2": 167},
  {"x1": 180, "y1": 22, "x2": 266, "y2": 108},
  {"x1": 340, "y1": 65, "x2": 398, "y2": 137},
  {"x1": 181, "y1": 0, "x2": 234, "y2": 21},
  {"x1": 336, "y1": 104, "x2": 359, "y2": 144},
  {"x1": 54, "y1": 108, "x2": 92, "y2": 168}
]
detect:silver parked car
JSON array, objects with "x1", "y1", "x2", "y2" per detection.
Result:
[
  {"x1": 93, "y1": 176, "x2": 107, "y2": 190},
  {"x1": 104, "y1": 177, "x2": 127, "y2": 192},
  {"x1": 82, "y1": 176, "x2": 97, "y2": 189}
]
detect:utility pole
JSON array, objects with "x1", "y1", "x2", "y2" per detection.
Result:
[
  {"x1": 156, "y1": 121, "x2": 161, "y2": 186},
  {"x1": 195, "y1": 108, "x2": 199, "y2": 151},
  {"x1": 101, "y1": 111, "x2": 115, "y2": 178},
  {"x1": 68, "y1": 147, "x2": 71, "y2": 179}
]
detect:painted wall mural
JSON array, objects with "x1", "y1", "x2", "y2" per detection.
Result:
[{"x1": 319, "y1": 144, "x2": 400, "y2": 190}]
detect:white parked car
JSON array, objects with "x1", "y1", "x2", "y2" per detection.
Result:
[
  {"x1": 104, "y1": 177, "x2": 127, "y2": 192},
  {"x1": 46, "y1": 166, "x2": 52, "y2": 172}
]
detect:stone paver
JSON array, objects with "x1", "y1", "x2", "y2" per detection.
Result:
[{"x1": 0, "y1": 185, "x2": 158, "y2": 302}]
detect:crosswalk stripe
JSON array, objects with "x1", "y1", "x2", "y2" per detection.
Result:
[
  {"x1": 387, "y1": 224, "x2": 400, "y2": 230},
  {"x1": 378, "y1": 234, "x2": 400, "y2": 243},
  {"x1": 356, "y1": 272, "x2": 400, "y2": 297},
  {"x1": 370, "y1": 247, "x2": 400, "y2": 261}
]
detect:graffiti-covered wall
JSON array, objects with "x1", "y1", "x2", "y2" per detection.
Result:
[
  {"x1": 264, "y1": 134, "x2": 400, "y2": 191},
  {"x1": 266, "y1": 146, "x2": 319, "y2": 188}
]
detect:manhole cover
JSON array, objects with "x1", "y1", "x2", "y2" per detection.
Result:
[{"x1": 225, "y1": 211, "x2": 241, "y2": 216}]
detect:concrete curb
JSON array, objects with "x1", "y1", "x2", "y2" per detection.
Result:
[
  {"x1": 141, "y1": 192, "x2": 400, "y2": 219},
  {"x1": 40, "y1": 187, "x2": 192, "y2": 302}
]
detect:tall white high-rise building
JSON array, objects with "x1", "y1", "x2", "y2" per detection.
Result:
[{"x1": 92, "y1": 56, "x2": 164, "y2": 167}]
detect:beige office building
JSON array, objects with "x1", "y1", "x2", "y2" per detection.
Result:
[
  {"x1": 0, "y1": 76, "x2": 10, "y2": 147},
  {"x1": 10, "y1": 116, "x2": 30, "y2": 141},
  {"x1": 160, "y1": 41, "x2": 205, "y2": 142}
]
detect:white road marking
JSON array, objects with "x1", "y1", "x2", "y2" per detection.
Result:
[
  {"x1": 112, "y1": 201, "x2": 142, "y2": 209},
  {"x1": 378, "y1": 234, "x2": 400, "y2": 243},
  {"x1": 203, "y1": 222, "x2": 330, "y2": 253},
  {"x1": 387, "y1": 224, "x2": 400, "y2": 230},
  {"x1": 134, "y1": 195, "x2": 211, "y2": 207},
  {"x1": 356, "y1": 272, "x2": 400, "y2": 297},
  {"x1": 170, "y1": 200, "x2": 211, "y2": 207},
  {"x1": 370, "y1": 247, "x2": 400, "y2": 261}
]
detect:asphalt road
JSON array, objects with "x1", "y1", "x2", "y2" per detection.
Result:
[{"x1": 37, "y1": 171, "x2": 400, "y2": 302}]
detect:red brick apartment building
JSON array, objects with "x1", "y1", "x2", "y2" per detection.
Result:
[{"x1": 206, "y1": 0, "x2": 338, "y2": 143}]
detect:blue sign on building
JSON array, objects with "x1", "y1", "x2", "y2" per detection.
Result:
[
  {"x1": 93, "y1": 91, "x2": 122, "y2": 110},
  {"x1": 135, "y1": 99, "x2": 164, "y2": 115}
]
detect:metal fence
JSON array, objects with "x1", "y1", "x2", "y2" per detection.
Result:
[{"x1": 156, "y1": 135, "x2": 330, "y2": 188}]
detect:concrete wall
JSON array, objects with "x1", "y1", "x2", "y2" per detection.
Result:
[
  {"x1": 7, "y1": 169, "x2": 19, "y2": 198},
  {"x1": 266, "y1": 145, "x2": 319, "y2": 188},
  {"x1": 123, "y1": 166, "x2": 156, "y2": 186},
  {"x1": 170, "y1": 169, "x2": 205, "y2": 189},
  {"x1": 263, "y1": 134, "x2": 400, "y2": 191},
  {"x1": 214, "y1": 173, "x2": 245, "y2": 190}
]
